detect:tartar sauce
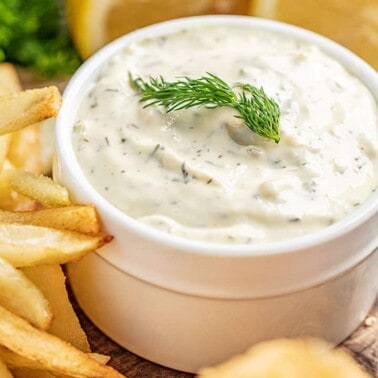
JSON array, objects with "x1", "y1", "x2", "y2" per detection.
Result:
[{"x1": 73, "y1": 24, "x2": 378, "y2": 244}]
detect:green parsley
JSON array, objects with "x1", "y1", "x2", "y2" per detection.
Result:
[{"x1": 0, "y1": 0, "x2": 81, "y2": 78}]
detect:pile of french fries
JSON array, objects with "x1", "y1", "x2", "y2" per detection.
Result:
[{"x1": 0, "y1": 63, "x2": 123, "y2": 377}]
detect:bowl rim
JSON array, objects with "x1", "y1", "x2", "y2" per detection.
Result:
[{"x1": 56, "y1": 15, "x2": 378, "y2": 258}]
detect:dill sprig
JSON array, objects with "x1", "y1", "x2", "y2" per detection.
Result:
[{"x1": 130, "y1": 72, "x2": 280, "y2": 143}]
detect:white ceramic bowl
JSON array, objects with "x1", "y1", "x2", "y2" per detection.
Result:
[{"x1": 54, "y1": 16, "x2": 378, "y2": 373}]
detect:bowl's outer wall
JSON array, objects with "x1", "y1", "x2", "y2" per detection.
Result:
[{"x1": 67, "y1": 248, "x2": 378, "y2": 372}]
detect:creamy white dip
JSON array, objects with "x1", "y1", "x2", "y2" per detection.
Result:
[{"x1": 73, "y1": 24, "x2": 378, "y2": 244}]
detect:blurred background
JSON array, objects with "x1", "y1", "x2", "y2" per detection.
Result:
[{"x1": 0, "y1": 0, "x2": 377, "y2": 79}]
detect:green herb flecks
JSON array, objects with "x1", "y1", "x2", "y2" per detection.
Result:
[{"x1": 130, "y1": 72, "x2": 280, "y2": 143}]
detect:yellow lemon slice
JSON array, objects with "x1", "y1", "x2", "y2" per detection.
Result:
[
  {"x1": 66, "y1": 0, "x2": 250, "y2": 59},
  {"x1": 250, "y1": 0, "x2": 378, "y2": 69}
]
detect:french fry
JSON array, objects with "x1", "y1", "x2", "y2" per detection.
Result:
[
  {"x1": 8, "y1": 125, "x2": 42, "y2": 174},
  {"x1": 90, "y1": 354, "x2": 111, "y2": 365},
  {"x1": 22, "y1": 265, "x2": 90, "y2": 352},
  {"x1": 0, "y1": 346, "x2": 38, "y2": 369},
  {"x1": 0, "y1": 135, "x2": 11, "y2": 171},
  {"x1": 0, "y1": 346, "x2": 110, "y2": 370},
  {"x1": 0, "y1": 305, "x2": 124, "y2": 378},
  {"x1": 0, "y1": 356, "x2": 13, "y2": 378},
  {"x1": 0, "y1": 87, "x2": 61, "y2": 135},
  {"x1": 5, "y1": 169, "x2": 71, "y2": 207},
  {"x1": 0, "y1": 205, "x2": 100, "y2": 234},
  {"x1": 39, "y1": 118, "x2": 55, "y2": 175},
  {"x1": 0, "y1": 63, "x2": 22, "y2": 95},
  {"x1": 0, "y1": 64, "x2": 42, "y2": 175},
  {"x1": 0, "y1": 65, "x2": 40, "y2": 211},
  {"x1": 0, "y1": 257, "x2": 52, "y2": 330},
  {"x1": 0, "y1": 224, "x2": 112, "y2": 267},
  {"x1": 0, "y1": 64, "x2": 14, "y2": 167},
  {"x1": 11, "y1": 369, "x2": 55, "y2": 378},
  {"x1": 0, "y1": 63, "x2": 13, "y2": 167},
  {"x1": 0, "y1": 64, "x2": 120, "y2": 377},
  {"x1": 0, "y1": 164, "x2": 37, "y2": 211}
]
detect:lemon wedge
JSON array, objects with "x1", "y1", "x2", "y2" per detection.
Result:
[
  {"x1": 250, "y1": 0, "x2": 378, "y2": 69},
  {"x1": 66, "y1": 0, "x2": 109, "y2": 59},
  {"x1": 66, "y1": 0, "x2": 250, "y2": 59}
]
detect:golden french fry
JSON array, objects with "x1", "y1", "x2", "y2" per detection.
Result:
[
  {"x1": 0, "y1": 205, "x2": 100, "y2": 235},
  {"x1": 0, "y1": 63, "x2": 42, "y2": 175},
  {"x1": 0, "y1": 63, "x2": 22, "y2": 95},
  {"x1": 0, "y1": 64, "x2": 15, "y2": 168},
  {"x1": 0, "y1": 305, "x2": 124, "y2": 378},
  {"x1": 0, "y1": 165, "x2": 37, "y2": 211},
  {"x1": 0, "y1": 346, "x2": 109, "y2": 370},
  {"x1": 22, "y1": 265, "x2": 90, "y2": 352},
  {"x1": 8, "y1": 125, "x2": 41, "y2": 174},
  {"x1": 40, "y1": 118, "x2": 55, "y2": 175},
  {"x1": 0, "y1": 224, "x2": 112, "y2": 267},
  {"x1": 0, "y1": 356, "x2": 13, "y2": 378},
  {"x1": 0, "y1": 63, "x2": 119, "y2": 378},
  {"x1": 0, "y1": 64, "x2": 16, "y2": 171},
  {"x1": 90, "y1": 354, "x2": 111, "y2": 365},
  {"x1": 0, "y1": 257, "x2": 52, "y2": 330},
  {"x1": 11, "y1": 369, "x2": 55, "y2": 378},
  {"x1": 0, "y1": 346, "x2": 37, "y2": 369},
  {"x1": 5, "y1": 169, "x2": 71, "y2": 207},
  {"x1": 198, "y1": 338, "x2": 370, "y2": 378},
  {"x1": 0, "y1": 87, "x2": 61, "y2": 136},
  {"x1": 0, "y1": 135, "x2": 11, "y2": 171}
]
